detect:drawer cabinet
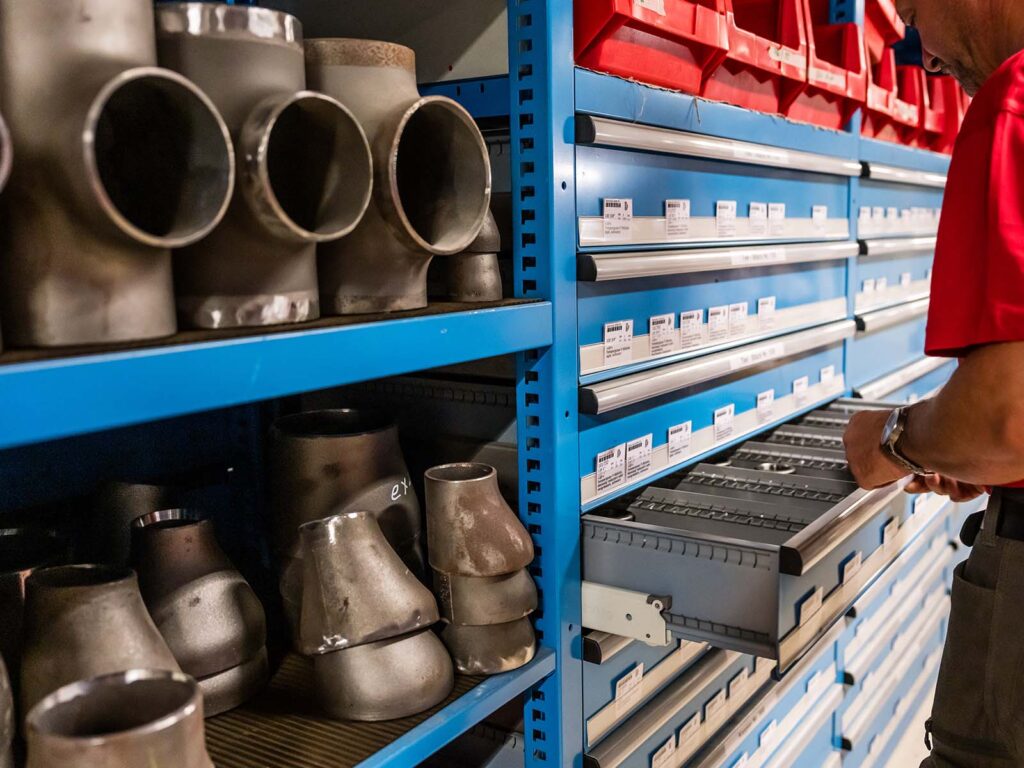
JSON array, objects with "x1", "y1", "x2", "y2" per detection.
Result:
[
  {"x1": 854, "y1": 355, "x2": 956, "y2": 402},
  {"x1": 857, "y1": 162, "x2": 946, "y2": 240},
  {"x1": 847, "y1": 298, "x2": 930, "y2": 390},
  {"x1": 854, "y1": 237, "x2": 934, "y2": 312}
]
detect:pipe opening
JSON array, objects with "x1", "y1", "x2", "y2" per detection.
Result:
[
  {"x1": 425, "y1": 463, "x2": 494, "y2": 483},
  {"x1": 29, "y1": 672, "x2": 195, "y2": 738},
  {"x1": 394, "y1": 100, "x2": 490, "y2": 254},
  {"x1": 29, "y1": 564, "x2": 132, "y2": 590},
  {"x1": 757, "y1": 462, "x2": 797, "y2": 474},
  {"x1": 90, "y1": 70, "x2": 233, "y2": 248},
  {"x1": 132, "y1": 509, "x2": 201, "y2": 530},
  {"x1": 273, "y1": 409, "x2": 392, "y2": 438},
  {"x1": 265, "y1": 95, "x2": 371, "y2": 240}
]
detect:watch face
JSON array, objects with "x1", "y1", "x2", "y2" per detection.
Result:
[{"x1": 882, "y1": 409, "x2": 900, "y2": 444}]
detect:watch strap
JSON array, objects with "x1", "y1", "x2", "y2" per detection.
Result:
[{"x1": 884, "y1": 406, "x2": 930, "y2": 475}]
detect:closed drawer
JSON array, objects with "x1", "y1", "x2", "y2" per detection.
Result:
[
  {"x1": 578, "y1": 242, "x2": 854, "y2": 379},
  {"x1": 854, "y1": 356, "x2": 956, "y2": 403},
  {"x1": 857, "y1": 162, "x2": 946, "y2": 240},
  {"x1": 854, "y1": 237, "x2": 934, "y2": 312},
  {"x1": 580, "y1": 321, "x2": 853, "y2": 508},
  {"x1": 576, "y1": 116, "x2": 857, "y2": 250},
  {"x1": 847, "y1": 298, "x2": 930, "y2": 390}
]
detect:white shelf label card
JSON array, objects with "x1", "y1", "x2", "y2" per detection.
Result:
[
  {"x1": 749, "y1": 202, "x2": 768, "y2": 236},
  {"x1": 883, "y1": 517, "x2": 899, "y2": 550},
  {"x1": 900, "y1": 271, "x2": 913, "y2": 287},
  {"x1": 876, "y1": 276, "x2": 888, "y2": 291},
  {"x1": 716, "y1": 200, "x2": 737, "y2": 238},
  {"x1": 729, "y1": 668, "x2": 750, "y2": 698},
  {"x1": 798, "y1": 586, "x2": 824, "y2": 626},
  {"x1": 728, "y1": 302, "x2": 748, "y2": 336},
  {"x1": 820, "y1": 365, "x2": 836, "y2": 385},
  {"x1": 758, "y1": 296, "x2": 777, "y2": 329},
  {"x1": 603, "y1": 319, "x2": 634, "y2": 366},
  {"x1": 595, "y1": 444, "x2": 626, "y2": 493},
  {"x1": 651, "y1": 736, "x2": 676, "y2": 768},
  {"x1": 812, "y1": 204, "x2": 828, "y2": 232},
  {"x1": 793, "y1": 375, "x2": 810, "y2": 405},
  {"x1": 859, "y1": 206, "x2": 872, "y2": 222},
  {"x1": 768, "y1": 203, "x2": 786, "y2": 235},
  {"x1": 678, "y1": 714, "x2": 700, "y2": 747},
  {"x1": 708, "y1": 305, "x2": 729, "y2": 341},
  {"x1": 757, "y1": 389, "x2": 775, "y2": 422},
  {"x1": 615, "y1": 662, "x2": 645, "y2": 715},
  {"x1": 680, "y1": 309, "x2": 703, "y2": 349},
  {"x1": 886, "y1": 206, "x2": 899, "y2": 221},
  {"x1": 872, "y1": 206, "x2": 885, "y2": 221},
  {"x1": 714, "y1": 404, "x2": 736, "y2": 443},
  {"x1": 665, "y1": 199, "x2": 691, "y2": 237},
  {"x1": 841, "y1": 551, "x2": 863, "y2": 584},
  {"x1": 862, "y1": 277, "x2": 877, "y2": 294},
  {"x1": 705, "y1": 688, "x2": 727, "y2": 720},
  {"x1": 635, "y1": 0, "x2": 666, "y2": 14},
  {"x1": 649, "y1": 313, "x2": 677, "y2": 357},
  {"x1": 760, "y1": 720, "x2": 779, "y2": 750},
  {"x1": 626, "y1": 434, "x2": 653, "y2": 481},
  {"x1": 603, "y1": 198, "x2": 633, "y2": 240},
  {"x1": 668, "y1": 421, "x2": 693, "y2": 461}
]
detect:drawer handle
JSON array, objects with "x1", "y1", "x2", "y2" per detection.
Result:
[
  {"x1": 779, "y1": 481, "x2": 908, "y2": 576},
  {"x1": 578, "y1": 241, "x2": 858, "y2": 282},
  {"x1": 582, "y1": 631, "x2": 634, "y2": 665},
  {"x1": 859, "y1": 236, "x2": 937, "y2": 257},
  {"x1": 863, "y1": 162, "x2": 948, "y2": 189},
  {"x1": 855, "y1": 356, "x2": 951, "y2": 401},
  {"x1": 855, "y1": 298, "x2": 930, "y2": 335},
  {"x1": 580, "y1": 320, "x2": 855, "y2": 415},
  {"x1": 575, "y1": 115, "x2": 863, "y2": 178}
]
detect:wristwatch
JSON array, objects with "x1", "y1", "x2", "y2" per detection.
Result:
[{"x1": 880, "y1": 406, "x2": 931, "y2": 475}]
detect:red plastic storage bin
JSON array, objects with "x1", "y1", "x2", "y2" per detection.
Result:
[
  {"x1": 701, "y1": 0, "x2": 808, "y2": 115},
  {"x1": 783, "y1": 0, "x2": 867, "y2": 129},
  {"x1": 861, "y1": 48, "x2": 920, "y2": 144},
  {"x1": 928, "y1": 75, "x2": 966, "y2": 154},
  {"x1": 575, "y1": 0, "x2": 729, "y2": 98},
  {"x1": 864, "y1": 0, "x2": 905, "y2": 65}
]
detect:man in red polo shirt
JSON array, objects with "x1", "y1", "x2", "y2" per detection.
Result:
[{"x1": 843, "y1": 1, "x2": 1024, "y2": 765}]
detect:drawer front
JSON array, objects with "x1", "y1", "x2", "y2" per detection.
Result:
[
  {"x1": 578, "y1": 252, "x2": 850, "y2": 379},
  {"x1": 854, "y1": 237, "x2": 934, "y2": 312},
  {"x1": 847, "y1": 302, "x2": 929, "y2": 390},
  {"x1": 856, "y1": 180, "x2": 944, "y2": 240},
  {"x1": 855, "y1": 357, "x2": 956, "y2": 403},
  {"x1": 580, "y1": 326, "x2": 852, "y2": 507}
]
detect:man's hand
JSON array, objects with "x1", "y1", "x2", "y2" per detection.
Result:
[
  {"x1": 843, "y1": 409, "x2": 910, "y2": 489},
  {"x1": 905, "y1": 474, "x2": 987, "y2": 501}
]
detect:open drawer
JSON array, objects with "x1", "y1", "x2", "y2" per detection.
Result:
[
  {"x1": 847, "y1": 298, "x2": 929, "y2": 389},
  {"x1": 854, "y1": 237, "x2": 934, "y2": 312}
]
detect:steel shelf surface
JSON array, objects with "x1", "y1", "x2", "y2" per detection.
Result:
[{"x1": 0, "y1": 301, "x2": 552, "y2": 449}]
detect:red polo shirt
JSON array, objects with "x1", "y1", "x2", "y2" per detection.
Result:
[{"x1": 926, "y1": 49, "x2": 1024, "y2": 486}]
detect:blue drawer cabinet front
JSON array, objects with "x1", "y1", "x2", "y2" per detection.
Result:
[
  {"x1": 579, "y1": 260, "x2": 849, "y2": 380},
  {"x1": 870, "y1": 359, "x2": 956, "y2": 404},
  {"x1": 853, "y1": 242, "x2": 934, "y2": 313},
  {"x1": 577, "y1": 146, "x2": 851, "y2": 250},
  {"x1": 847, "y1": 310, "x2": 929, "y2": 390},
  {"x1": 856, "y1": 181, "x2": 944, "y2": 240}
]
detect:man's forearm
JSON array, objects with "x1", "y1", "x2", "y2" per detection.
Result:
[{"x1": 900, "y1": 342, "x2": 1024, "y2": 485}]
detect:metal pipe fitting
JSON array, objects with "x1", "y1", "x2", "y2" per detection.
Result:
[
  {"x1": 0, "y1": 111, "x2": 10, "y2": 195},
  {"x1": 441, "y1": 617, "x2": 537, "y2": 675},
  {"x1": 314, "y1": 630, "x2": 453, "y2": 721},
  {"x1": 20, "y1": 565, "x2": 180, "y2": 715},
  {"x1": 131, "y1": 510, "x2": 268, "y2": 716},
  {"x1": 0, "y1": 654, "x2": 12, "y2": 768},
  {"x1": 0, "y1": 0, "x2": 235, "y2": 347},
  {"x1": 306, "y1": 39, "x2": 492, "y2": 314},
  {"x1": 25, "y1": 669, "x2": 213, "y2": 768},
  {"x1": 434, "y1": 568, "x2": 537, "y2": 626},
  {"x1": 424, "y1": 463, "x2": 534, "y2": 577},
  {"x1": 445, "y1": 208, "x2": 503, "y2": 302},
  {"x1": 89, "y1": 480, "x2": 177, "y2": 569},
  {"x1": 297, "y1": 512, "x2": 438, "y2": 655},
  {"x1": 155, "y1": 4, "x2": 373, "y2": 329}
]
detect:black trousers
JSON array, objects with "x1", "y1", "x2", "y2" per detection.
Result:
[{"x1": 922, "y1": 490, "x2": 1024, "y2": 767}]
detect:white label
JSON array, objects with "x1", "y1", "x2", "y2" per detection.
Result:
[
  {"x1": 595, "y1": 444, "x2": 626, "y2": 493},
  {"x1": 862, "y1": 277, "x2": 877, "y2": 294},
  {"x1": 651, "y1": 736, "x2": 676, "y2": 768},
  {"x1": 680, "y1": 310, "x2": 703, "y2": 349},
  {"x1": 603, "y1": 320, "x2": 634, "y2": 366},
  {"x1": 603, "y1": 198, "x2": 633, "y2": 240},
  {"x1": 883, "y1": 518, "x2": 899, "y2": 549},
  {"x1": 876, "y1": 276, "x2": 888, "y2": 292},
  {"x1": 649, "y1": 313, "x2": 677, "y2": 357},
  {"x1": 729, "y1": 668, "x2": 750, "y2": 698},
  {"x1": 635, "y1": 0, "x2": 666, "y2": 13},
  {"x1": 708, "y1": 305, "x2": 730, "y2": 341},
  {"x1": 793, "y1": 376, "x2": 810, "y2": 405},
  {"x1": 812, "y1": 205, "x2": 828, "y2": 232},
  {"x1": 799, "y1": 586, "x2": 824, "y2": 626},
  {"x1": 842, "y1": 551, "x2": 863, "y2": 584},
  {"x1": 730, "y1": 342, "x2": 784, "y2": 371},
  {"x1": 668, "y1": 422, "x2": 693, "y2": 461},
  {"x1": 768, "y1": 45, "x2": 805, "y2": 67},
  {"x1": 758, "y1": 296, "x2": 777, "y2": 329},
  {"x1": 615, "y1": 662, "x2": 645, "y2": 715},
  {"x1": 749, "y1": 202, "x2": 768, "y2": 236},
  {"x1": 760, "y1": 721, "x2": 779, "y2": 749},
  {"x1": 716, "y1": 200, "x2": 737, "y2": 237},
  {"x1": 705, "y1": 689, "x2": 727, "y2": 720},
  {"x1": 626, "y1": 434, "x2": 653, "y2": 481},
  {"x1": 820, "y1": 365, "x2": 836, "y2": 385},
  {"x1": 886, "y1": 206, "x2": 899, "y2": 221},
  {"x1": 768, "y1": 203, "x2": 786, "y2": 235},
  {"x1": 900, "y1": 271, "x2": 913, "y2": 287},
  {"x1": 666, "y1": 199, "x2": 691, "y2": 237},
  {"x1": 731, "y1": 247, "x2": 785, "y2": 267},
  {"x1": 714, "y1": 404, "x2": 736, "y2": 443},
  {"x1": 859, "y1": 206, "x2": 872, "y2": 222},
  {"x1": 728, "y1": 302, "x2": 748, "y2": 336},
  {"x1": 678, "y1": 714, "x2": 700, "y2": 746},
  {"x1": 733, "y1": 144, "x2": 786, "y2": 164},
  {"x1": 757, "y1": 389, "x2": 775, "y2": 422},
  {"x1": 810, "y1": 66, "x2": 846, "y2": 88},
  {"x1": 872, "y1": 206, "x2": 885, "y2": 221}
]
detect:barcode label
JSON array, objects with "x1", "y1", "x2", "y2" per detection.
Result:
[
  {"x1": 900, "y1": 272, "x2": 913, "y2": 287},
  {"x1": 728, "y1": 302, "x2": 748, "y2": 336},
  {"x1": 626, "y1": 434, "x2": 653, "y2": 481},
  {"x1": 876, "y1": 276, "x2": 888, "y2": 292},
  {"x1": 595, "y1": 444, "x2": 626, "y2": 493},
  {"x1": 758, "y1": 296, "x2": 777, "y2": 329},
  {"x1": 757, "y1": 389, "x2": 775, "y2": 422},
  {"x1": 886, "y1": 206, "x2": 899, "y2": 220},
  {"x1": 651, "y1": 736, "x2": 676, "y2": 768},
  {"x1": 668, "y1": 421, "x2": 692, "y2": 461},
  {"x1": 799, "y1": 586, "x2": 824, "y2": 626},
  {"x1": 714, "y1": 404, "x2": 735, "y2": 443},
  {"x1": 862, "y1": 278, "x2": 877, "y2": 294},
  {"x1": 680, "y1": 309, "x2": 703, "y2": 349},
  {"x1": 729, "y1": 668, "x2": 750, "y2": 698},
  {"x1": 768, "y1": 203, "x2": 786, "y2": 235},
  {"x1": 872, "y1": 206, "x2": 885, "y2": 221},
  {"x1": 793, "y1": 376, "x2": 810, "y2": 405},
  {"x1": 649, "y1": 313, "x2": 677, "y2": 357},
  {"x1": 716, "y1": 200, "x2": 737, "y2": 238},
  {"x1": 820, "y1": 365, "x2": 836, "y2": 385},
  {"x1": 841, "y1": 551, "x2": 863, "y2": 584},
  {"x1": 603, "y1": 319, "x2": 634, "y2": 366},
  {"x1": 708, "y1": 305, "x2": 729, "y2": 340},
  {"x1": 678, "y1": 714, "x2": 700, "y2": 746},
  {"x1": 812, "y1": 205, "x2": 828, "y2": 232},
  {"x1": 859, "y1": 206, "x2": 872, "y2": 222},
  {"x1": 615, "y1": 662, "x2": 645, "y2": 715},
  {"x1": 749, "y1": 202, "x2": 768, "y2": 236},
  {"x1": 666, "y1": 199, "x2": 691, "y2": 237},
  {"x1": 603, "y1": 198, "x2": 633, "y2": 240},
  {"x1": 705, "y1": 689, "x2": 727, "y2": 720}
]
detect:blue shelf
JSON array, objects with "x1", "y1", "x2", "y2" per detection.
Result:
[
  {"x1": 357, "y1": 648, "x2": 556, "y2": 768},
  {"x1": 0, "y1": 302, "x2": 552, "y2": 449},
  {"x1": 859, "y1": 135, "x2": 953, "y2": 173},
  {"x1": 575, "y1": 68, "x2": 860, "y2": 159},
  {"x1": 421, "y1": 75, "x2": 512, "y2": 119}
]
